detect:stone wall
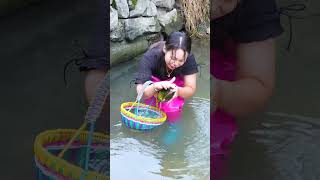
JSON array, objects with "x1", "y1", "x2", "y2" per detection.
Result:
[
  {"x1": 110, "y1": 0, "x2": 185, "y2": 65},
  {"x1": 110, "y1": 0, "x2": 184, "y2": 41}
]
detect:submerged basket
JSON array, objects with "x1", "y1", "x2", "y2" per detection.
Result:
[
  {"x1": 120, "y1": 102, "x2": 167, "y2": 130},
  {"x1": 34, "y1": 129, "x2": 109, "y2": 180},
  {"x1": 120, "y1": 81, "x2": 167, "y2": 130}
]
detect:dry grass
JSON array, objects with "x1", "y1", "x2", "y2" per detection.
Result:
[{"x1": 180, "y1": 0, "x2": 210, "y2": 38}]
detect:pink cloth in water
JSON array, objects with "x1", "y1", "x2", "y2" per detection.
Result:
[
  {"x1": 211, "y1": 40, "x2": 238, "y2": 179},
  {"x1": 144, "y1": 76, "x2": 185, "y2": 123}
]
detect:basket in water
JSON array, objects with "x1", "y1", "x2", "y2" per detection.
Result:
[
  {"x1": 120, "y1": 102, "x2": 167, "y2": 130},
  {"x1": 120, "y1": 81, "x2": 167, "y2": 130}
]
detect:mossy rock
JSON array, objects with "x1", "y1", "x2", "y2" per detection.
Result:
[
  {"x1": 112, "y1": 0, "x2": 137, "y2": 9},
  {"x1": 110, "y1": 37, "x2": 148, "y2": 66},
  {"x1": 131, "y1": 0, "x2": 137, "y2": 7}
]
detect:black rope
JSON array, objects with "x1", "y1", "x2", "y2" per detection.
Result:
[
  {"x1": 279, "y1": 3, "x2": 320, "y2": 51},
  {"x1": 129, "y1": 79, "x2": 136, "y2": 88},
  {"x1": 63, "y1": 40, "x2": 88, "y2": 87},
  {"x1": 63, "y1": 57, "x2": 86, "y2": 87},
  {"x1": 279, "y1": 3, "x2": 306, "y2": 50}
]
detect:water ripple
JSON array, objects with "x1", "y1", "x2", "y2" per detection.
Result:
[{"x1": 250, "y1": 112, "x2": 320, "y2": 180}]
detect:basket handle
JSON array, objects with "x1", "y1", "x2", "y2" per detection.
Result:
[
  {"x1": 127, "y1": 81, "x2": 153, "y2": 113},
  {"x1": 136, "y1": 80, "x2": 153, "y2": 103}
]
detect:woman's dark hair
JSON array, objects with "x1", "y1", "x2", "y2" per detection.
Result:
[
  {"x1": 148, "y1": 31, "x2": 193, "y2": 80},
  {"x1": 165, "y1": 31, "x2": 192, "y2": 55}
]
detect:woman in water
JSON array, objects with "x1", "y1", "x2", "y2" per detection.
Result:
[{"x1": 135, "y1": 31, "x2": 198, "y2": 121}]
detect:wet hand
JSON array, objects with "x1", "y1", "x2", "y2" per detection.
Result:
[
  {"x1": 153, "y1": 77, "x2": 176, "y2": 91},
  {"x1": 168, "y1": 84, "x2": 179, "y2": 102}
]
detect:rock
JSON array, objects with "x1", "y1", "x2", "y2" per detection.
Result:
[
  {"x1": 129, "y1": 0, "x2": 148, "y2": 17},
  {"x1": 162, "y1": 11, "x2": 184, "y2": 35},
  {"x1": 174, "y1": 0, "x2": 182, "y2": 9},
  {"x1": 110, "y1": 6, "x2": 118, "y2": 32},
  {"x1": 124, "y1": 17, "x2": 161, "y2": 40},
  {"x1": 144, "y1": 33, "x2": 163, "y2": 45},
  {"x1": 152, "y1": 0, "x2": 175, "y2": 10},
  {"x1": 111, "y1": 21, "x2": 125, "y2": 42},
  {"x1": 127, "y1": 0, "x2": 134, "y2": 10},
  {"x1": 115, "y1": 0, "x2": 129, "y2": 18},
  {"x1": 157, "y1": 8, "x2": 177, "y2": 26},
  {"x1": 156, "y1": 7, "x2": 167, "y2": 16},
  {"x1": 110, "y1": 37, "x2": 148, "y2": 66},
  {"x1": 143, "y1": 0, "x2": 157, "y2": 17}
]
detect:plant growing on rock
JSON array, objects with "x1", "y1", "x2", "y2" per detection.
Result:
[{"x1": 180, "y1": 0, "x2": 210, "y2": 38}]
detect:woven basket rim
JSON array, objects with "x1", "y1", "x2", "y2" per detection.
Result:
[
  {"x1": 34, "y1": 129, "x2": 109, "y2": 179},
  {"x1": 120, "y1": 102, "x2": 167, "y2": 123},
  {"x1": 121, "y1": 113, "x2": 164, "y2": 125}
]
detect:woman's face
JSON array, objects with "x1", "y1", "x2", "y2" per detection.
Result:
[{"x1": 163, "y1": 48, "x2": 188, "y2": 70}]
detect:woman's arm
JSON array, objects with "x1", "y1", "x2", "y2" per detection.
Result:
[
  {"x1": 136, "y1": 83, "x2": 157, "y2": 99},
  {"x1": 136, "y1": 78, "x2": 177, "y2": 99},
  {"x1": 215, "y1": 38, "x2": 276, "y2": 117},
  {"x1": 136, "y1": 73, "x2": 197, "y2": 100},
  {"x1": 137, "y1": 77, "x2": 176, "y2": 98},
  {"x1": 177, "y1": 73, "x2": 197, "y2": 99}
]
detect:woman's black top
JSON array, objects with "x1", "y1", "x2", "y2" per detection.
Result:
[
  {"x1": 212, "y1": 0, "x2": 283, "y2": 48},
  {"x1": 135, "y1": 46, "x2": 198, "y2": 84}
]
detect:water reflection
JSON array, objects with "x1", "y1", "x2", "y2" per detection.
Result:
[
  {"x1": 226, "y1": 112, "x2": 320, "y2": 180},
  {"x1": 111, "y1": 97, "x2": 210, "y2": 179},
  {"x1": 251, "y1": 112, "x2": 320, "y2": 180}
]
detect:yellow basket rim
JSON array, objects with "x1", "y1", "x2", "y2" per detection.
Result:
[
  {"x1": 120, "y1": 102, "x2": 167, "y2": 123},
  {"x1": 34, "y1": 129, "x2": 109, "y2": 180}
]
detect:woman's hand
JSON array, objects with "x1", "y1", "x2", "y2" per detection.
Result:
[
  {"x1": 153, "y1": 77, "x2": 176, "y2": 91},
  {"x1": 168, "y1": 84, "x2": 179, "y2": 101},
  {"x1": 136, "y1": 77, "x2": 176, "y2": 99}
]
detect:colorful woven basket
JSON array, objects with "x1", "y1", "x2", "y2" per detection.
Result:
[
  {"x1": 34, "y1": 72, "x2": 110, "y2": 180},
  {"x1": 34, "y1": 129, "x2": 109, "y2": 180},
  {"x1": 120, "y1": 102, "x2": 167, "y2": 130},
  {"x1": 120, "y1": 81, "x2": 167, "y2": 130}
]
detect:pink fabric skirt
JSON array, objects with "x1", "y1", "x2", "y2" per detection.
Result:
[
  {"x1": 144, "y1": 76, "x2": 185, "y2": 124},
  {"x1": 211, "y1": 40, "x2": 238, "y2": 179}
]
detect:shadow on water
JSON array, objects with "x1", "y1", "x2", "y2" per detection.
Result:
[{"x1": 110, "y1": 39, "x2": 210, "y2": 179}]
